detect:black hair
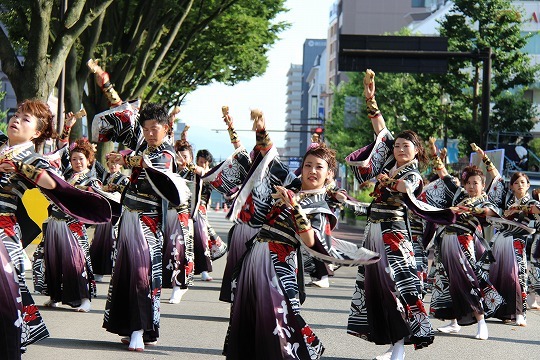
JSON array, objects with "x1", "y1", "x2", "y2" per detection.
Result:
[
  {"x1": 138, "y1": 103, "x2": 169, "y2": 126},
  {"x1": 196, "y1": 149, "x2": 213, "y2": 164}
]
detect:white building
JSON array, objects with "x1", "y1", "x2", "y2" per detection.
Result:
[{"x1": 283, "y1": 64, "x2": 303, "y2": 159}]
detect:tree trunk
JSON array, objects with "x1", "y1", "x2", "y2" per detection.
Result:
[{"x1": 65, "y1": 45, "x2": 84, "y2": 141}]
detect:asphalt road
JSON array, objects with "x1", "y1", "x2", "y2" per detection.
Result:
[{"x1": 21, "y1": 212, "x2": 540, "y2": 360}]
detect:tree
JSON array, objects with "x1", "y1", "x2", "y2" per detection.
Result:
[
  {"x1": 326, "y1": 0, "x2": 539, "y2": 169},
  {"x1": 81, "y1": 0, "x2": 287, "y2": 161},
  {"x1": 0, "y1": 0, "x2": 287, "y2": 164},
  {"x1": 438, "y1": 0, "x2": 539, "y2": 148},
  {"x1": 0, "y1": 0, "x2": 114, "y2": 102}
]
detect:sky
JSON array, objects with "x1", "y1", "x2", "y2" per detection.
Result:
[{"x1": 178, "y1": 0, "x2": 335, "y2": 162}]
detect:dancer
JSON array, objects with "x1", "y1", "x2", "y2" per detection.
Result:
[
  {"x1": 175, "y1": 128, "x2": 222, "y2": 282},
  {"x1": 424, "y1": 140, "x2": 503, "y2": 340},
  {"x1": 0, "y1": 99, "x2": 110, "y2": 359},
  {"x1": 345, "y1": 70, "x2": 451, "y2": 359},
  {"x1": 38, "y1": 139, "x2": 102, "y2": 312},
  {"x1": 203, "y1": 107, "x2": 299, "y2": 302},
  {"x1": 162, "y1": 139, "x2": 195, "y2": 304},
  {"x1": 90, "y1": 157, "x2": 129, "y2": 282},
  {"x1": 224, "y1": 138, "x2": 338, "y2": 359},
  {"x1": 96, "y1": 101, "x2": 187, "y2": 352},
  {"x1": 481, "y1": 145, "x2": 539, "y2": 326}
]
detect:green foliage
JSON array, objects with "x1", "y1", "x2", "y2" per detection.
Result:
[
  {"x1": 86, "y1": 0, "x2": 288, "y2": 105},
  {"x1": 154, "y1": 0, "x2": 288, "y2": 105},
  {"x1": 326, "y1": 0, "x2": 539, "y2": 174},
  {"x1": 438, "y1": 0, "x2": 540, "y2": 144}
]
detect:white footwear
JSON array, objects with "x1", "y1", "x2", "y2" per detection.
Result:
[
  {"x1": 43, "y1": 299, "x2": 60, "y2": 308},
  {"x1": 201, "y1": 271, "x2": 213, "y2": 281},
  {"x1": 437, "y1": 320, "x2": 461, "y2": 334},
  {"x1": 76, "y1": 298, "x2": 91, "y2": 313},
  {"x1": 475, "y1": 319, "x2": 488, "y2": 340},
  {"x1": 94, "y1": 274, "x2": 104, "y2": 282},
  {"x1": 309, "y1": 276, "x2": 330, "y2": 288},
  {"x1": 374, "y1": 345, "x2": 393, "y2": 360},
  {"x1": 390, "y1": 339, "x2": 405, "y2": 360},
  {"x1": 527, "y1": 295, "x2": 539, "y2": 309},
  {"x1": 516, "y1": 314, "x2": 527, "y2": 327},
  {"x1": 128, "y1": 329, "x2": 144, "y2": 352},
  {"x1": 169, "y1": 286, "x2": 188, "y2": 304}
]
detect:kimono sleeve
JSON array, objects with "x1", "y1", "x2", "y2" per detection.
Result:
[
  {"x1": 202, "y1": 146, "x2": 251, "y2": 196},
  {"x1": 419, "y1": 175, "x2": 459, "y2": 208},
  {"x1": 91, "y1": 101, "x2": 143, "y2": 150},
  {"x1": 345, "y1": 128, "x2": 394, "y2": 183},
  {"x1": 486, "y1": 174, "x2": 508, "y2": 209}
]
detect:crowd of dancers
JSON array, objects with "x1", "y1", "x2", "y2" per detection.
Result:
[{"x1": 0, "y1": 66, "x2": 539, "y2": 360}]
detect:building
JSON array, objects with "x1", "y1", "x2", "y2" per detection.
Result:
[
  {"x1": 299, "y1": 39, "x2": 327, "y2": 155},
  {"x1": 283, "y1": 64, "x2": 302, "y2": 159},
  {"x1": 324, "y1": 0, "x2": 444, "y2": 114}
]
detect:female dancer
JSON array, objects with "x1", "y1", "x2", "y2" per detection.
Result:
[
  {"x1": 203, "y1": 108, "x2": 299, "y2": 303},
  {"x1": 224, "y1": 138, "x2": 338, "y2": 359},
  {"x1": 481, "y1": 146, "x2": 539, "y2": 326},
  {"x1": 0, "y1": 100, "x2": 110, "y2": 359},
  {"x1": 37, "y1": 139, "x2": 102, "y2": 312},
  {"x1": 425, "y1": 140, "x2": 503, "y2": 340},
  {"x1": 345, "y1": 70, "x2": 449, "y2": 360},
  {"x1": 90, "y1": 157, "x2": 129, "y2": 282}
]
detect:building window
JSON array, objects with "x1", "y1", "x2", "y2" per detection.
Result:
[{"x1": 311, "y1": 95, "x2": 318, "y2": 118}]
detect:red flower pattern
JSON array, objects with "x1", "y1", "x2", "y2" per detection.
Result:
[
  {"x1": 0, "y1": 215, "x2": 17, "y2": 237},
  {"x1": 301, "y1": 325, "x2": 316, "y2": 344},
  {"x1": 382, "y1": 232, "x2": 404, "y2": 252},
  {"x1": 141, "y1": 215, "x2": 159, "y2": 234},
  {"x1": 68, "y1": 222, "x2": 84, "y2": 237},
  {"x1": 210, "y1": 173, "x2": 223, "y2": 188},
  {"x1": 268, "y1": 242, "x2": 293, "y2": 263},
  {"x1": 457, "y1": 235, "x2": 472, "y2": 249},
  {"x1": 238, "y1": 195, "x2": 254, "y2": 223},
  {"x1": 514, "y1": 240, "x2": 525, "y2": 255},
  {"x1": 178, "y1": 213, "x2": 189, "y2": 226},
  {"x1": 185, "y1": 261, "x2": 194, "y2": 276},
  {"x1": 23, "y1": 304, "x2": 39, "y2": 323}
]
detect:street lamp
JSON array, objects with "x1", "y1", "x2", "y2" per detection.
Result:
[{"x1": 440, "y1": 93, "x2": 451, "y2": 149}]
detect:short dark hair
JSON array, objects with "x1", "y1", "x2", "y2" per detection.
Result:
[
  {"x1": 196, "y1": 149, "x2": 213, "y2": 164},
  {"x1": 138, "y1": 103, "x2": 169, "y2": 126},
  {"x1": 301, "y1": 142, "x2": 337, "y2": 172}
]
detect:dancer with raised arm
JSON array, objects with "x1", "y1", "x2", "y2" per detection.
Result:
[
  {"x1": 203, "y1": 108, "x2": 300, "y2": 303},
  {"x1": 424, "y1": 140, "x2": 503, "y2": 340},
  {"x1": 96, "y1": 101, "x2": 187, "y2": 352},
  {"x1": 345, "y1": 70, "x2": 453, "y2": 360},
  {"x1": 479, "y1": 145, "x2": 539, "y2": 326},
  {"x1": 224, "y1": 140, "x2": 337, "y2": 359}
]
